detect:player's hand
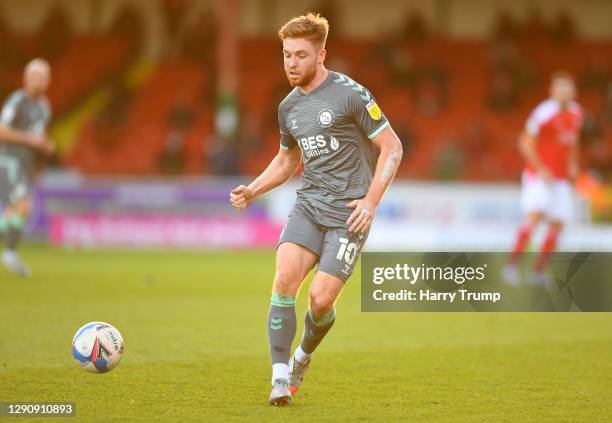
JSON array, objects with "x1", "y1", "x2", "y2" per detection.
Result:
[
  {"x1": 41, "y1": 138, "x2": 55, "y2": 155},
  {"x1": 44, "y1": 141, "x2": 55, "y2": 155},
  {"x1": 28, "y1": 134, "x2": 52, "y2": 153},
  {"x1": 568, "y1": 161, "x2": 579, "y2": 182},
  {"x1": 346, "y1": 197, "x2": 376, "y2": 234},
  {"x1": 230, "y1": 185, "x2": 254, "y2": 212}
]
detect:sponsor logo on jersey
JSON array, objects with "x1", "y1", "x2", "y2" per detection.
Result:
[
  {"x1": 299, "y1": 135, "x2": 339, "y2": 158},
  {"x1": 366, "y1": 99, "x2": 382, "y2": 120},
  {"x1": 318, "y1": 109, "x2": 334, "y2": 128},
  {"x1": 330, "y1": 136, "x2": 339, "y2": 151}
]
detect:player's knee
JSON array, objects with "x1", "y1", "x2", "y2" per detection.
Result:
[
  {"x1": 527, "y1": 212, "x2": 544, "y2": 225},
  {"x1": 309, "y1": 291, "x2": 334, "y2": 316},
  {"x1": 273, "y1": 270, "x2": 299, "y2": 296},
  {"x1": 549, "y1": 221, "x2": 563, "y2": 232}
]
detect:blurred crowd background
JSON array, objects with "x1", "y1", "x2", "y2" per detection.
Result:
[{"x1": 1, "y1": 0, "x2": 612, "y2": 248}]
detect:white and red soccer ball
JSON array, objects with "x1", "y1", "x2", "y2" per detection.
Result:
[{"x1": 72, "y1": 322, "x2": 124, "y2": 373}]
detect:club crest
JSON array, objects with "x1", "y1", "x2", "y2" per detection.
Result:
[{"x1": 318, "y1": 109, "x2": 334, "y2": 128}]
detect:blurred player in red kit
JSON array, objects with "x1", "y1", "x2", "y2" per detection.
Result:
[{"x1": 503, "y1": 72, "x2": 582, "y2": 287}]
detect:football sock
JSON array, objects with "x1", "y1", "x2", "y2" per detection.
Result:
[
  {"x1": 0, "y1": 216, "x2": 8, "y2": 234},
  {"x1": 509, "y1": 222, "x2": 533, "y2": 264},
  {"x1": 6, "y1": 227, "x2": 22, "y2": 251},
  {"x1": 272, "y1": 363, "x2": 289, "y2": 384},
  {"x1": 4, "y1": 214, "x2": 24, "y2": 251},
  {"x1": 268, "y1": 292, "x2": 296, "y2": 382},
  {"x1": 293, "y1": 345, "x2": 311, "y2": 362},
  {"x1": 300, "y1": 307, "x2": 336, "y2": 355},
  {"x1": 534, "y1": 226, "x2": 560, "y2": 273}
]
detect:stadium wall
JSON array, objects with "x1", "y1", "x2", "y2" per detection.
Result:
[
  {"x1": 265, "y1": 0, "x2": 612, "y2": 39},
  {"x1": 31, "y1": 175, "x2": 612, "y2": 251},
  {"x1": 1, "y1": 0, "x2": 611, "y2": 58},
  {"x1": 268, "y1": 181, "x2": 611, "y2": 252},
  {"x1": 0, "y1": 0, "x2": 170, "y2": 57}
]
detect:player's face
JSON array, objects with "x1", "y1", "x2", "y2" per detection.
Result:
[
  {"x1": 282, "y1": 38, "x2": 323, "y2": 87},
  {"x1": 550, "y1": 78, "x2": 576, "y2": 103},
  {"x1": 24, "y1": 66, "x2": 50, "y2": 97}
]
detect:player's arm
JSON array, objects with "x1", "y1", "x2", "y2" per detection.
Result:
[
  {"x1": 568, "y1": 134, "x2": 580, "y2": 181},
  {"x1": 518, "y1": 131, "x2": 552, "y2": 181},
  {"x1": 347, "y1": 125, "x2": 403, "y2": 233},
  {"x1": 230, "y1": 146, "x2": 302, "y2": 212},
  {"x1": 0, "y1": 123, "x2": 49, "y2": 150},
  {"x1": 568, "y1": 113, "x2": 583, "y2": 181},
  {"x1": 0, "y1": 94, "x2": 53, "y2": 153}
]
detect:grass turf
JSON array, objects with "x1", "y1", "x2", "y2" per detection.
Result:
[{"x1": 0, "y1": 245, "x2": 610, "y2": 422}]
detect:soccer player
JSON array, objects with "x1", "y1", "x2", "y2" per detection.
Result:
[
  {"x1": 503, "y1": 72, "x2": 582, "y2": 286},
  {"x1": 230, "y1": 13, "x2": 403, "y2": 406},
  {"x1": 0, "y1": 58, "x2": 53, "y2": 277}
]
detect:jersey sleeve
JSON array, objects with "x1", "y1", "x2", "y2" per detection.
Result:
[
  {"x1": 0, "y1": 92, "x2": 22, "y2": 128},
  {"x1": 524, "y1": 108, "x2": 541, "y2": 137},
  {"x1": 525, "y1": 101, "x2": 555, "y2": 137},
  {"x1": 346, "y1": 86, "x2": 389, "y2": 140},
  {"x1": 278, "y1": 105, "x2": 297, "y2": 150}
]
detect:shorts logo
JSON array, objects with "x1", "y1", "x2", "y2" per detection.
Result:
[
  {"x1": 366, "y1": 100, "x2": 382, "y2": 121},
  {"x1": 318, "y1": 109, "x2": 334, "y2": 128},
  {"x1": 330, "y1": 136, "x2": 339, "y2": 151}
]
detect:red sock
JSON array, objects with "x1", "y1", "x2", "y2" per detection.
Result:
[
  {"x1": 534, "y1": 226, "x2": 561, "y2": 272},
  {"x1": 509, "y1": 223, "x2": 533, "y2": 264}
]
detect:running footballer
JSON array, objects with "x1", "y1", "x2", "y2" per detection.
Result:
[{"x1": 230, "y1": 13, "x2": 403, "y2": 406}]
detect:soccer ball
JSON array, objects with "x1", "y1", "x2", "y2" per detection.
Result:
[{"x1": 72, "y1": 322, "x2": 124, "y2": 373}]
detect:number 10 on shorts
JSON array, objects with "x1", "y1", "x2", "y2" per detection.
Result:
[{"x1": 336, "y1": 238, "x2": 357, "y2": 265}]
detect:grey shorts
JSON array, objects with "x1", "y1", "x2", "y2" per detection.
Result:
[
  {"x1": 278, "y1": 202, "x2": 368, "y2": 283},
  {"x1": 0, "y1": 159, "x2": 30, "y2": 207}
]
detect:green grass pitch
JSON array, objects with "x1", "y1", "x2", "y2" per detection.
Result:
[{"x1": 0, "y1": 245, "x2": 610, "y2": 422}]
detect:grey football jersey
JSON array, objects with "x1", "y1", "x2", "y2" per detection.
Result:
[
  {"x1": 0, "y1": 89, "x2": 52, "y2": 177},
  {"x1": 278, "y1": 71, "x2": 389, "y2": 226}
]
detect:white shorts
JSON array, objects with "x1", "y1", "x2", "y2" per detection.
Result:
[{"x1": 520, "y1": 172, "x2": 573, "y2": 223}]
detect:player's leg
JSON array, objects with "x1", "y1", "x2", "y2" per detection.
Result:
[
  {"x1": 531, "y1": 180, "x2": 572, "y2": 283},
  {"x1": 532, "y1": 220, "x2": 563, "y2": 275},
  {"x1": 0, "y1": 165, "x2": 32, "y2": 277},
  {"x1": 510, "y1": 211, "x2": 545, "y2": 260},
  {"x1": 0, "y1": 194, "x2": 31, "y2": 277},
  {"x1": 268, "y1": 204, "x2": 322, "y2": 405},
  {"x1": 301, "y1": 270, "x2": 342, "y2": 351},
  {"x1": 503, "y1": 173, "x2": 548, "y2": 286},
  {"x1": 268, "y1": 242, "x2": 318, "y2": 386},
  {"x1": 289, "y1": 271, "x2": 343, "y2": 395},
  {"x1": 504, "y1": 212, "x2": 545, "y2": 287},
  {"x1": 511, "y1": 173, "x2": 549, "y2": 261},
  {"x1": 289, "y1": 227, "x2": 365, "y2": 394}
]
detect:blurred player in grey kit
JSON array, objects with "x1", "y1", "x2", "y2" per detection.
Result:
[{"x1": 0, "y1": 58, "x2": 54, "y2": 277}]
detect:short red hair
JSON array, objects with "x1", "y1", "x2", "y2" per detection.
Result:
[{"x1": 278, "y1": 13, "x2": 329, "y2": 49}]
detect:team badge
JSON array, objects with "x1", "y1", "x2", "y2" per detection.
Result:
[
  {"x1": 330, "y1": 136, "x2": 339, "y2": 151},
  {"x1": 318, "y1": 109, "x2": 334, "y2": 127},
  {"x1": 366, "y1": 99, "x2": 382, "y2": 120}
]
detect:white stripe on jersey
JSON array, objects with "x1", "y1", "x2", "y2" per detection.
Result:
[{"x1": 525, "y1": 98, "x2": 582, "y2": 136}]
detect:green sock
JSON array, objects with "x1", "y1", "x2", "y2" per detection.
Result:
[{"x1": 300, "y1": 308, "x2": 336, "y2": 354}]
